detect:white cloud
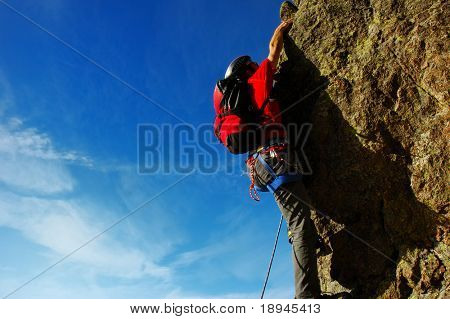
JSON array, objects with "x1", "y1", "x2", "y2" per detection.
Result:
[
  {"x1": 0, "y1": 121, "x2": 92, "y2": 164},
  {"x1": 0, "y1": 119, "x2": 93, "y2": 195},
  {"x1": 0, "y1": 154, "x2": 75, "y2": 194},
  {"x1": 0, "y1": 112, "x2": 174, "y2": 297},
  {"x1": 0, "y1": 190, "x2": 170, "y2": 280}
]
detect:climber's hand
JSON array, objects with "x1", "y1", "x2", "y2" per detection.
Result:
[
  {"x1": 278, "y1": 19, "x2": 293, "y2": 33},
  {"x1": 268, "y1": 19, "x2": 293, "y2": 67}
]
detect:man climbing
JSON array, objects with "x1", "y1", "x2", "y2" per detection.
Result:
[{"x1": 213, "y1": 18, "x2": 322, "y2": 299}]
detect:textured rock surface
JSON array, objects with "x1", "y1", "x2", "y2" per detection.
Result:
[{"x1": 276, "y1": 0, "x2": 449, "y2": 298}]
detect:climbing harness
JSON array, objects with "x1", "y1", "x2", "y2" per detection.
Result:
[
  {"x1": 246, "y1": 143, "x2": 302, "y2": 201},
  {"x1": 260, "y1": 214, "x2": 284, "y2": 299}
]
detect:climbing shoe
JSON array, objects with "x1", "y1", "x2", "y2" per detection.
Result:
[{"x1": 280, "y1": 1, "x2": 298, "y2": 22}]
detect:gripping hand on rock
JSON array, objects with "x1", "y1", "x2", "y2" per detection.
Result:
[{"x1": 268, "y1": 19, "x2": 293, "y2": 67}]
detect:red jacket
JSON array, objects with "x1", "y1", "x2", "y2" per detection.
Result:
[
  {"x1": 213, "y1": 59, "x2": 285, "y2": 151},
  {"x1": 247, "y1": 59, "x2": 284, "y2": 133}
]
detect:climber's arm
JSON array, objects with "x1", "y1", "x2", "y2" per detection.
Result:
[{"x1": 268, "y1": 19, "x2": 293, "y2": 67}]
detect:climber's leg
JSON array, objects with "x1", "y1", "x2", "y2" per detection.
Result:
[
  {"x1": 252, "y1": 149, "x2": 320, "y2": 298},
  {"x1": 274, "y1": 181, "x2": 321, "y2": 299}
]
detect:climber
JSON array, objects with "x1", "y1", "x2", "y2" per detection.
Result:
[{"x1": 213, "y1": 19, "x2": 322, "y2": 298}]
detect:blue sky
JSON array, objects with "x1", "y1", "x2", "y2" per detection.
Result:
[{"x1": 0, "y1": 0, "x2": 295, "y2": 298}]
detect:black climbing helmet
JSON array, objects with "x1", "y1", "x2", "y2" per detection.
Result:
[{"x1": 224, "y1": 55, "x2": 257, "y2": 79}]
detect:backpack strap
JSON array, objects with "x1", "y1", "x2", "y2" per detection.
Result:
[
  {"x1": 215, "y1": 97, "x2": 271, "y2": 140},
  {"x1": 217, "y1": 110, "x2": 233, "y2": 119},
  {"x1": 260, "y1": 98, "x2": 270, "y2": 113},
  {"x1": 252, "y1": 97, "x2": 270, "y2": 119}
]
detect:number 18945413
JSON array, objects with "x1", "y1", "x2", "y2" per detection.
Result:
[{"x1": 260, "y1": 303, "x2": 320, "y2": 314}]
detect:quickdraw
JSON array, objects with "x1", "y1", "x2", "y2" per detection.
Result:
[{"x1": 247, "y1": 156, "x2": 261, "y2": 201}]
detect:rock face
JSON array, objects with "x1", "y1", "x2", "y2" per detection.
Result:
[{"x1": 276, "y1": 0, "x2": 449, "y2": 298}]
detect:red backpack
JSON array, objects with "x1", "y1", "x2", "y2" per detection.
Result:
[{"x1": 213, "y1": 76, "x2": 267, "y2": 154}]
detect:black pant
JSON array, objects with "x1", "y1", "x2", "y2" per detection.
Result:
[{"x1": 252, "y1": 150, "x2": 321, "y2": 298}]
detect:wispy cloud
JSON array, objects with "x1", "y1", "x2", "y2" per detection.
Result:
[
  {"x1": 0, "y1": 110, "x2": 174, "y2": 296},
  {"x1": 0, "y1": 116, "x2": 93, "y2": 194},
  {"x1": 0, "y1": 190, "x2": 170, "y2": 280},
  {"x1": 0, "y1": 118, "x2": 92, "y2": 165}
]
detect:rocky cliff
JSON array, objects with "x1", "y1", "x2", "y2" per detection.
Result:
[{"x1": 277, "y1": 0, "x2": 449, "y2": 298}]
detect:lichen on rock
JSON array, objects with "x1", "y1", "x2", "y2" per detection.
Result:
[{"x1": 277, "y1": 0, "x2": 449, "y2": 298}]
